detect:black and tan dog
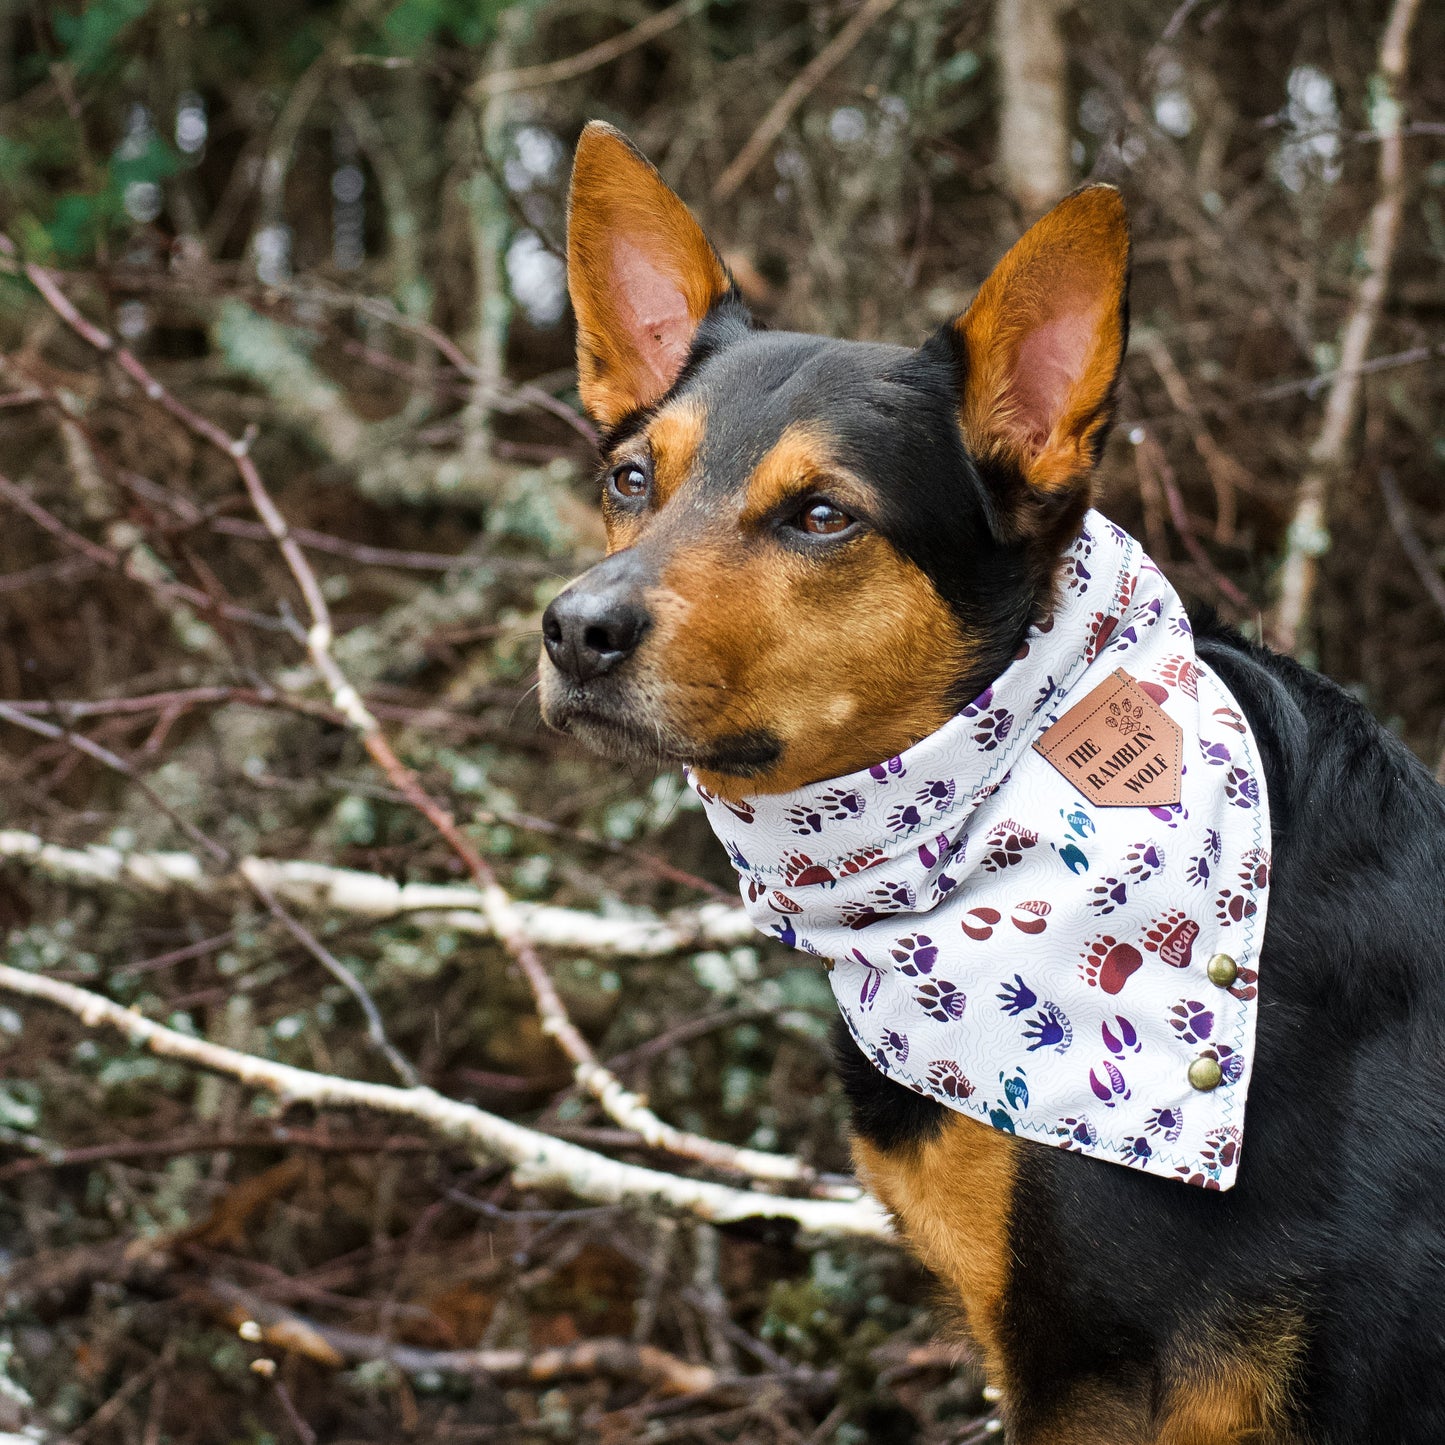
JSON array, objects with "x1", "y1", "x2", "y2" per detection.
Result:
[{"x1": 539, "y1": 121, "x2": 1445, "y2": 1443}]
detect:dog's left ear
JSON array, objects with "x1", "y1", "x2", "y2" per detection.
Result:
[
  {"x1": 951, "y1": 185, "x2": 1130, "y2": 513},
  {"x1": 567, "y1": 121, "x2": 736, "y2": 429}
]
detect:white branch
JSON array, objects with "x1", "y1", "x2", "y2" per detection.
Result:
[
  {"x1": 0, "y1": 829, "x2": 754, "y2": 958},
  {"x1": 0, "y1": 963, "x2": 892, "y2": 1239},
  {"x1": 1270, "y1": 0, "x2": 1423, "y2": 653}
]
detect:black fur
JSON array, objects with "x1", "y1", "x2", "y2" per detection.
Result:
[{"x1": 842, "y1": 607, "x2": 1445, "y2": 1442}]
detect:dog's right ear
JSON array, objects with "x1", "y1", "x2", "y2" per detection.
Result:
[{"x1": 567, "y1": 122, "x2": 736, "y2": 429}]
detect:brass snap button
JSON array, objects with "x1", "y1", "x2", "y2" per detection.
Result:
[
  {"x1": 1206, "y1": 953, "x2": 1239, "y2": 988},
  {"x1": 1188, "y1": 1055, "x2": 1223, "y2": 1092}
]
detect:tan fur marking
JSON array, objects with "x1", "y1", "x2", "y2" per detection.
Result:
[
  {"x1": 852, "y1": 1117, "x2": 1018, "y2": 1394},
  {"x1": 737, "y1": 422, "x2": 872, "y2": 524},
  {"x1": 956, "y1": 185, "x2": 1128, "y2": 496},
  {"x1": 642, "y1": 400, "x2": 706, "y2": 513}
]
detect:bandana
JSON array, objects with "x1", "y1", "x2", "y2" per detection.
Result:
[{"x1": 691, "y1": 511, "x2": 1271, "y2": 1189}]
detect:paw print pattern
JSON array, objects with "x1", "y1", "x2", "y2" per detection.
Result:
[
  {"x1": 1059, "y1": 1115, "x2": 1099, "y2": 1149},
  {"x1": 1237, "y1": 847, "x2": 1271, "y2": 893},
  {"x1": 927, "y1": 1058, "x2": 975, "y2": 1100},
  {"x1": 1078, "y1": 935, "x2": 1144, "y2": 995},
  {"x1": 890, "y1": 934, "x2": 938, "y2": 977},
  {"x1": 1089, "y1": 1059, "x2": 1131, "y2": 1106},
  {"x1": 1059, "y1": 533, "x2": 1093, "y2": 592},
  {"x1": 1085, "y1": 611, "x2": 1120, "y2": 661},
  {"x1": 962, "y1": 906, "x2": 1002, "y2": 941},
  {"x1": 1023, "y1": 1002, "x2": 1073, "y2": 1054},
  {"x1": 1146, "y1": 1106, "x2": 1184, "y2": 1142},
  {"x1": 781, "y1": 852, "x2": 834, "y2": 887},
  {"x1": 785, "y1": 803, "x2": 826, "y2": 835},
  {"x1": 1088, "y1": 876, "x2": 1129, "y2": 914},
  {"x1": 1184, "y1": 853, "x2": 1212, "y2": 889},
  {"x1": 1120, "y1": 1136, "x2": 1153, "y2": 1166},
  {"x1": 869, "y1": 755, "x2": 905, "y2": 781},
  {"x1": 850, "y1": 950, "x2": 886, "y2": 1010},
  {"x1": 836, "y1": 846, "x2": 884, "y2": 876},
  {"x1": 1101, "y1": 1015, "x2": 1141, "y2": 1055},
  {"x1": 915, "y1": 978, "x2": 967, "y2": 1022},
  {"x1": 1224, "y1": 767, "x2": 1259, "y2": 809},
  {"x1": 1141, "y1": 911, "x2": 1199, "y2": 969},
  {"x1": 1168, "y1": 999, "x2": 1215, "y2": 1045},
  {"x1": 1200, "y1": 739, "x2": 1232, "y2": 767},
  {"x1": 873, "y1": 1028, "x2": 909, "y2": 1066},
  {"x1": 1215, "y1": 887, "x2": 1257, "y2": 925},
  {"x1": 981, "y1": 821, "x2": 1038, "y2": 872},
  {"x1": 789, "y1": 793, "x2": 862, "y2": 832},
  {"x1": 1227, "y1": 964, "x2": 1259, "y2": 1002},
  {"x1": 840, "y1": 878, "x2": 917, "y2": 930},
  {"x1": 1124, "y1": 841, "x2": 1165, "y2": 881},
  {"x1": 1159, "y1": 654, "x2": 1199, "y2": 699},
  {"x1": 997, "y1": 974, "x2": 1038, "y2": 1016},
  {"x1": 970, "y1": 708, "x2": 1015, "y2": 752}
]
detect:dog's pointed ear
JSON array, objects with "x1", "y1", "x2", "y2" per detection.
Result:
[
  {"x1": 952, "y1": 185, "x2": 1130, "y2": 509},
  {"x1": 567, "y1": 121, "x2": 736, "y2": 429}
]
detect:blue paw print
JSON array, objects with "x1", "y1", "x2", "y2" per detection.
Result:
[
  {"x1": 996, "y1": 974, "x2": 1038, "y2": 1016},
  {"x1": 1022, "y1": 1003, "x2": 1072, "y2": 1054}
]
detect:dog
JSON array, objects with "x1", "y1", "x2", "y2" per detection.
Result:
[{"x1": 539, "y1": 121, "x2": 1445, "y2": 1443}]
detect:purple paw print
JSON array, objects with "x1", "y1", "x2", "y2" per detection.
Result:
[
  {"x1": 1185, "y1": 855, "x2": 1211, "y2": 889},
  {"x1": 1224, "y1": 767, "x2": 1259, "y2": 808},
  {"x1": 1022, "y1": 1002, "x2": 1072, "y2": 1054},
  {"x1": 1146, "y1": 1105, "x2": 1184, "y2": 1142},
  {"x1": 1101, "y1": 1015, "x2": 1140, "y2": 1055},
  {"x1": 1059, "y1": 1115, "x2": 1099, "y2": 1148},
  {"x1": 915, "y1": 978, "x2": 966, "y2": 1022},
  {"x1": 890, "y1": 934, "x2": 938, "y2": 977},
  {"x1": 1088, "y1": 876, "x2": 1128, "y2": 914},
  {"x1": 821, "y1": 787, "x2": 866, "y2": 820},
  {"x1": 887, "y1": 800, "x2": 924, "y2": 834},
  {"x1": 869, "y1": 755, "x2": 906, "y2": 781},
  {"x1": 850, "y1": 949, "x2": 886, "y2": 1010},
  {"x1": 1146, "y1": 802, "x2": 1188, "y2": 829},
  {"x1": 927, "y1": 1058, "x2": 974, "y2": 1100},
  {"x1": 874, "y1": 1028, "x2": 909, "y2": 1066},
  {"x1": 1121, "y1": 1136, "x2": 1153, "y2": 1165},
  {"x1": 1200, "y1": 739, "x2": 1232, "y2": 767},
  {"x1": 1089, "y1": 1059, "x2": 1131, "y2": 1106},
  {"x1": 960, "y1": 686, "x2": 995, "y2": 719},
  {"x1": 1125, "y1": 841, "x2": 1164, "y2": 881},
  {"x1": 1169, "y1": 999, "x2": 1215, "y2": 1045},
  {"x1": 970, "y1": 708, "x2": 1015, "y2": 752},
  {"x1": 996, "y1": 973, "x2": 1037, "y2": 1017},
  {"x1": 785, "y1": 803, "x2": 825, "y2": 834}
]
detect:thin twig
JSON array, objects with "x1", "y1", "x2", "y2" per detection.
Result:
[
  {"x1": 1377, "y1": 467, "x2": 1445, "y2": 625},
  {"x1": 711, "y1": 0, "x2": 903, "y2": 204},
  {"x1": 470, "y1": 0, "x2": 705, "y2": 98},
  {"x1": 1270, "y1": 0, "x2": 1423, "y2": 653}
]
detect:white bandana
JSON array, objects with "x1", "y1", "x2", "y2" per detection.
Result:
[{"x1": 691, "y1": 511, "x2": 1271, "y2": 1189}]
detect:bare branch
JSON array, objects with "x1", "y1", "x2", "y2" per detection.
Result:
[
  {"x1": 0, "y1": 964, "x2": 892, "y2": 1237},
  {"x1": 1270, "y1": 0, "x2": 1423, "y2": 653}
]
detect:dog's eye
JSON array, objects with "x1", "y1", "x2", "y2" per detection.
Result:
[
  {"x1": 609, "y1": 462, "x2": 649, "y2": 500},
  {"x1": 797, "y1": 500, "x2": 855, "y2": 536}
]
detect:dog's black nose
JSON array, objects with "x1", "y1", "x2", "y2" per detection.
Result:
[{"x1": 542, "y1": 584, "x2": 648, "y2": 683}]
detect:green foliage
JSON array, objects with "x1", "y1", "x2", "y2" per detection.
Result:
[{"x1": 52, "y1": 0, "x2": 155, "y2": 76}]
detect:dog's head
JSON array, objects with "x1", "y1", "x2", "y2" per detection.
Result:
[{"x1": 540, "y1": 122, "x2": 1130, "y2": 799}]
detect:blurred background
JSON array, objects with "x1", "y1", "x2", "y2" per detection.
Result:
[{"x1": 0, "y1": 0, "x2": 1442, "y2": 1441}]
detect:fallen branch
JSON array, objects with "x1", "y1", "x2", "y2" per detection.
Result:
[
  {"x1": 0, "y1": 829, "x2": 754, "y2": 958},
  {"x1": 1270, "y1": 0, "x2": 1423, "y2": 653},
  {"x1": 204, "y1": 1279, "x2": 730, "y2": 1396},
  {"x1": 0, "y1": 964, "x2": 891, "y2": 1238},
  {"x1": 0, "y1": 251, "x2": 820, "y2": 1194}
]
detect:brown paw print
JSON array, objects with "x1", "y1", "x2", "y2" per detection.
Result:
[
  {"x1": 1078, "y1": 935, "x2": 1144, "y2": 996},
  {"x1": 781, "y1": 852, "x2": 834, "y2": 887},
  {"x1": 1141, "y1": 910, "x2": 1199, "y2": 969}
]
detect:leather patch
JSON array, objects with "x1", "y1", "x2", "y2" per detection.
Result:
[{"x1": 1033, "y1": 669, "x2": 1182, "y2": 807}]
